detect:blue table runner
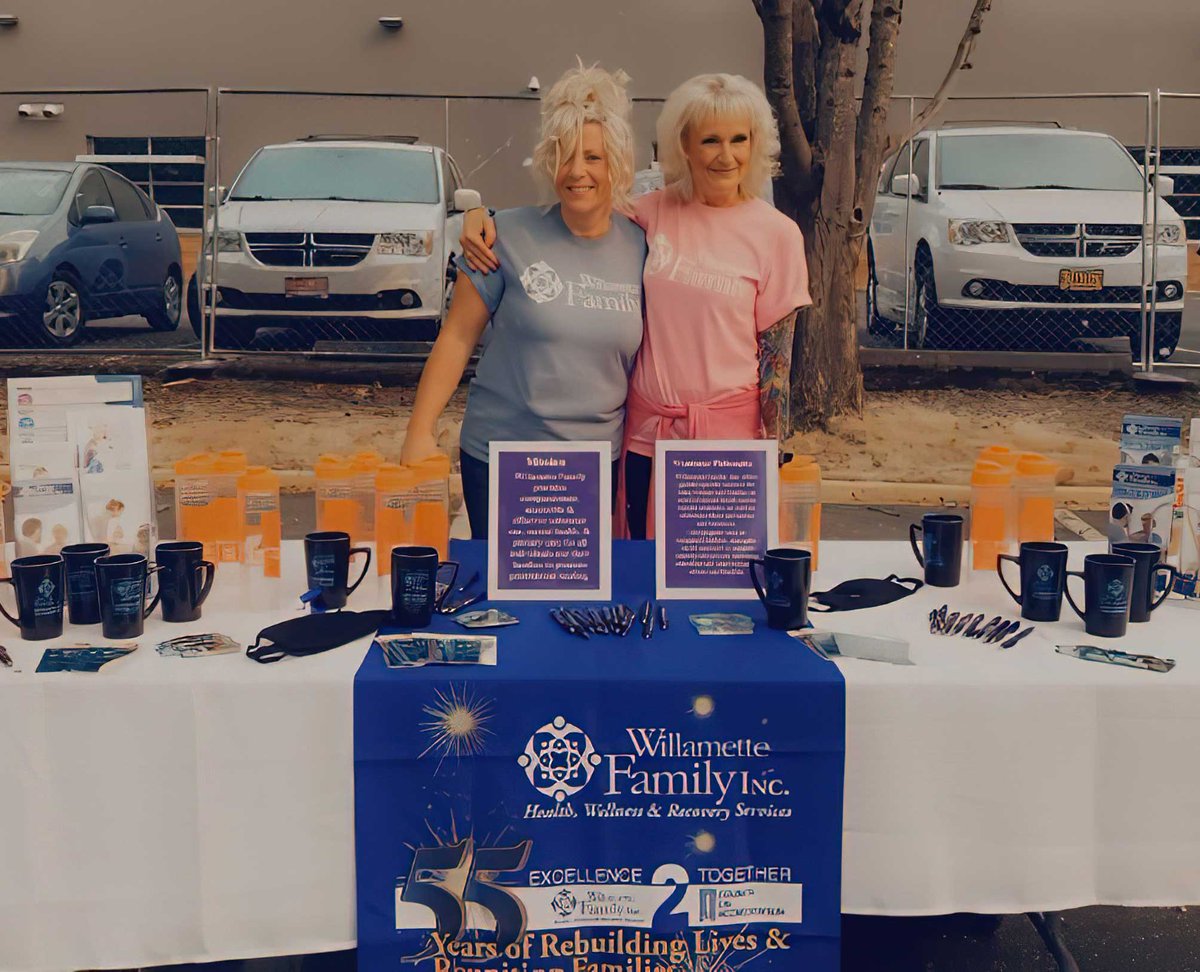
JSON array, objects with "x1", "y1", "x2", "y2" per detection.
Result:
[{"x1": 355, "y1": 540, "x2": 844, "y2": 971}]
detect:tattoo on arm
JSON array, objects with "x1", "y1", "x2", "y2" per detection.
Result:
[{"x1": 758, "y1": 309, "x2": 799, "y2": 445}]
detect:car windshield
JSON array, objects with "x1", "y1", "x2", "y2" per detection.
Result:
[
  {"x1": 229, "y1": 146, "x2": 438, "y2": 203},
  {"x1": 0, "y1": 168, "x2": 70, "y2": 215},
  {"x1": 937, "y1": 133, "x2": 1144, "y2": 191}
]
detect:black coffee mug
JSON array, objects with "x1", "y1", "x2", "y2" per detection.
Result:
[
  {"x1": 997, "y1": 541, "x2": 1069, "y2": 622},
  {"x1": 305, "y1": 531, "x2": 371, "y2": 609},
  {"x1": 1112, "y1": 541, "x2": 1178, "y2": 623},
  {"x1": 908, "y1": 514, "x2": 964, "y2": 588},
  {"x1": 0, "y1": 554, "x2": 65, "y2": 640},
  {"x1": 748, "y1": 548, "x2": 812, "y2": 630},
  {"x1": 95, "y1": 553, "x2": 162, "y2": 640},
  {"x1": 1065, "y1": 553, "x2": 1136, "y2": 639},
  {"x1": 391, "y1": 546, "x2": 459, "y2": 627},
  {"x1": 62, "y1": 542, "x2": 109, "y2": 626},
  {"x1": 156, "y1": 541, "x2": 216, "y2": 623}
]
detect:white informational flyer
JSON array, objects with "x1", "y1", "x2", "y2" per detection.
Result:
[
  {"x1": 487, "y1": 441, "x2": 612, "y2": 601},
  {"x1": 654, "y1": 439, "x2": 779, "y2": 600},
  {"x1": 7, "y1": 376, "x2": 157, "y2": 562},
  {"x1": 12, "y1": 478, "x2": 81, "y2": 557}
]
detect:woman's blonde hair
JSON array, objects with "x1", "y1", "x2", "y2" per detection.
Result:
[
  {"x1": 657, "y1": 73, "x2": 780, "y2": 202},
  {"x1": 531, "y1": 61, "x2": 636, "y2": 213}
]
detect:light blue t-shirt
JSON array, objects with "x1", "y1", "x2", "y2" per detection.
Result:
[{"x1": 458, "y1": 204, "x2": 647, "y2": 462}]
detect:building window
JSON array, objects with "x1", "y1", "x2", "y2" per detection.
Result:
[{"x1": 78, "y1": 136, "x2": 206, "y2": 231}]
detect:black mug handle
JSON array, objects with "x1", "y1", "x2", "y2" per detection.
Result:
[
  {"x1": 996, "y1": 554, "x2": 1022, "y2": 605},
  {"x1": 1150, "y1": 563, "x2": 1179, "y2": 611},
  {"x1": 909, "y1": 524, "x2": 925, "y2": 568},
  {"x1": 748, "y1": 559, "x2": 768, "y2": 606},
  {"x1": 1063, "y1": 569, "x2": 1087, "y2": 621},
  {"x1": 0, "y1": 577, "x2": 19, "y2": 627},
  {"x1": 437, "y1": 560, "x2": 460, "y2": 602},
  {"x1": 144, "y1": 563, "x2": 164, "y2": 619},
  {"x1": 347, "y1": 546, "x2": 372, "y2": 595},
  {"x1": 194, "y1": 560, "x2": 216, "y2": 608}
]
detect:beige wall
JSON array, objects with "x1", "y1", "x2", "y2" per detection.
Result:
[{"x1": 0, "y1": 0, "x2": 1196, "y2": 210}]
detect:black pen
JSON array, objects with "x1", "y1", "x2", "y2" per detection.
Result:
[
  {"x1": 588, "y1": 608, "x2": 609, "y2": 635},
  {"x1": 551, "y1": 609, "x2": 589, "y2": 639},
  {"x1": 618, "y1": 605, "x2": 636, "y2": 637},
  {"x1": 0, "y1": 645, "x2": 11, "y2": 668},
  {"x1": 641, "y1": 600, "x2": 655, "y2": 640}
]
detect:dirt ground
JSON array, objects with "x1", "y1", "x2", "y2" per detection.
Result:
[{"x1": 0, "y1": 372, "x2": 1187, "y2": 494}]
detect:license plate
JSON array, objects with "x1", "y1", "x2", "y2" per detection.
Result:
[
  {"x1": 1058, "y1": 268, "x2": 1103, "y2": 291},
  {"x1": 285, "y1": 276, "x2": 329, "y2": 297}
]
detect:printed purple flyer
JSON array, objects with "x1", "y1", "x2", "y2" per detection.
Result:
[
  {"x1": 656, "y1": 441, "x2": 777, "y2": 599},
  {"x1": 489, "y1": 442, "x2": 612, "y2": 600}
]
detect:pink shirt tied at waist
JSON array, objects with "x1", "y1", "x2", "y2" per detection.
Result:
[
  {"x1": 616, "y1": 383, "x2": 761, "y2": 539},
  {"x1": 625, "y1": 382, "x2": 762, "y2": 444}
]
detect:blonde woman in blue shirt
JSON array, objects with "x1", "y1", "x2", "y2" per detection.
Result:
[{"x1": 400, "y1": 64, "x2": 647, "y2": 538}]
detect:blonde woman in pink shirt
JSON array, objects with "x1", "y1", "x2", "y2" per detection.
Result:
[{"x1": 461, "y1": 73, "x2": 812, "y2": 538}]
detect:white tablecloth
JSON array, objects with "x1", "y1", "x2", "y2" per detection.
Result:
[{"x1": 2, "y1": 540, "x2": 1197, "y2": 971}]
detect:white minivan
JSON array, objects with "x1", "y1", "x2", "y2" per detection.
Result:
[
  {"x1": 867, "y1": 124, "x2": 1188, "y2": 359},
  {"x1": 189, "y1": 135, "x2": 465, "y2": 348}
]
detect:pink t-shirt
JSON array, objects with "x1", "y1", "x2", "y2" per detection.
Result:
[{"x1": 627, "y1": 190, "x2": 812, "y2": 455}]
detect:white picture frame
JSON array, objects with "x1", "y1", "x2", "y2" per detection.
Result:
[{"x1": 654, "y1": 439, "x2": 779, "y2": 600}]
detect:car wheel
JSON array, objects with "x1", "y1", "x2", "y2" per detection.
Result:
[
  {"x1": 186, "y1": 274, "x2": 203, "y2": 339},
  {"x1": 441, "y1": 261, "x2": 457, "y2": 326},
  {"x1": 1150, "y1": 311, "x2": 1182, "y2": 362},
  {"x1": 910, "y1": 253, "x2": 953, "y2": 350},
  {"x1": 146, "y1": 268, "x2": 183, "y2": 331},
  {"x1": 864, "y1": 242, "x2": 890, "y2": 337},
  {"x1": 35, "y1": 272, "x2": 88, "y2": 347}
]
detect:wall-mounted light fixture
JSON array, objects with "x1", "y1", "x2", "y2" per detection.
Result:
[
  {"x1": 0, "y1": 14, "x2": 20, "y2": 27},
  {"x1": 378, "y1": 16, "x2": 403, "y2": 29}
]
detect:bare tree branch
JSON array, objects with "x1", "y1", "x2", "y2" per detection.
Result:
[
  {"x1": 759, "y1": 0, "x2": 815, "y2": 189},
  {"x1": 813, "y1": 0, "x2": 862, "y2": 154},
  {"x1": 891, "y1": 0, "x2": 993, "y2": 152},
  {"x1": 792, "y1": 0, "x2": 819, "y2": 135},
  {"x1": 853, "y1": 0, "x2": 903, "y2": 228}
]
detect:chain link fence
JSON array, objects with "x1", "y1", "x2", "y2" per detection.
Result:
[
  {"x1": 0, "y1": 86, "x2": 1193, "y2": 367},
  {"x1": 0, "y1": 88, "x2": 209, "y2": 355},
  {"x1": 858, "y1": 93, "x2": 1193, "y2": 364},
  {"x1": 1142, "y1": 91, "x2": 1200, "y2": 374}
]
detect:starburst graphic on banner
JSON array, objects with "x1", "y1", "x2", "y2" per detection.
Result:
[
  {"x1": 674, "y1": 926, "x2": 768, "y2": 970},
  {"x1": 419, "y1": 683, "x2": 494, "y2": 765}
]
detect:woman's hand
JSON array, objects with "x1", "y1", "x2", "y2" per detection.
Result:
[
  {"x1": 399, "y1": 429, "x2": 442, "y2": 467},
  {"x1": 459, "y1": 208, "x2": 500, "y2": 273}
]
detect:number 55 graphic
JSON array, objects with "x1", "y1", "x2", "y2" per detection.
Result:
[{"x1": 398, "y1": 837, "x2": 532, "y2": 962}]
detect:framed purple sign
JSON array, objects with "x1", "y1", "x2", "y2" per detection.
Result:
[
  {"x1": 655, "y1": 439, "x2": 778, "y2": 599},
  {"x1": 488, "y1": 441, "x2": 612, "y2": 600}
]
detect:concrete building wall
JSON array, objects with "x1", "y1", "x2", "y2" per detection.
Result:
[{"x1": 0, "y1": 0, "x2": 1196, "y2": 211}]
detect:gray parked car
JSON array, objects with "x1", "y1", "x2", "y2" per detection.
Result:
[{"x1": 0, "y1": 161, "x2": 183, "y2": 346}]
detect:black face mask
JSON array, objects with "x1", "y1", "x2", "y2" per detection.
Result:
[
  {"x1": 809, "y1": 575, "x2": 923, "y2": 612},
  {"x1": 247, "y1": 609, "x2": 390, "y2": 663}
]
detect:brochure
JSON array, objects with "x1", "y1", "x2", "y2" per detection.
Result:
[
  {"x1": 1107, "y1": 464, "x2": 1176, "y2": 554},
  {"x1": 1119, "y1": 414, "x2": 1183, "y2": 466}
]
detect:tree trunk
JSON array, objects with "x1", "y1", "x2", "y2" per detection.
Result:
[
  {"x1": 789, "y1": 208, "x2": 865, "y2": 429},
  {"x1": 758, "y1": 0, "x2": 988, "y2": 431}
]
